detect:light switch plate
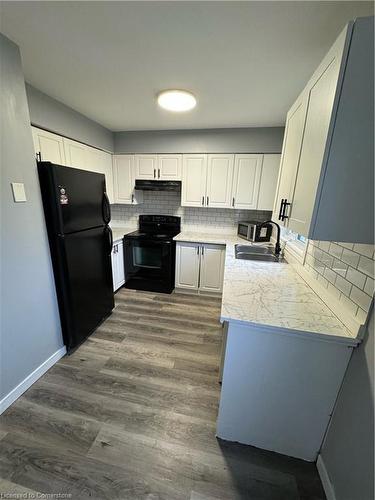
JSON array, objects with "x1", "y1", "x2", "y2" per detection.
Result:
[{"x1": 11, "y1": 182, "x2": 27, "y2": 202}]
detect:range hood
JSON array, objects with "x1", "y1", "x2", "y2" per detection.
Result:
[{"x1": 135, "y1": 180, "x2": 181, "y2": 191}]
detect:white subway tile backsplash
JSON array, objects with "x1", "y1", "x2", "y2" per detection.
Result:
[
  {"x1": 111, "y1": 191, "x2": 272, "y2": 236},
  {"x1": 350, "y1": 286, "x2": 373, "y2": 311},
  {"x1": 341, "y1": 248, "x2": 360, "y2": 268},
  {"x1": 364, "y1": 277, "x2": 374, "y2": 297},
  {"x1": 353, "y1": 243, "x2": 374, "y2": 258},
  {"x1": 332, "y1": 258, "x2": 347, "y2": 277},
  {"x1": 318, "y1": 241, "x2": 331, "y2": 252},
  {"x1": 346, "y1": 267, "x2": 367, "y2": 289},
  {"x1": 329, "y1": 243, "x2": 343, "y2": 259},
  {"x1": 356, "y1": 307, "x2": 368, "y2": 324},
  {"x1": 335, "y1": 275, "x2": 352, "y2": 296},
  {"x1": 358, "y1": 255, "x2": 375, "y2": 278},
  {"x1": 304, "y1": 239, "x2": 375, "y2": 320},
  {"x1": 319, "y1": 252, "x2": 334, "y2": 268},
  {"x1": 323, "y1": 267, "x2": 337, "y2": 285},
  {"x1": 338, "y1": 242, "x2": 355, "y2": 250}
]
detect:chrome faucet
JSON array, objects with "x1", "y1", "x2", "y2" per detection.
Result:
[{"x1": 260, "y1": 220, "x2": 281, "y2": 256}]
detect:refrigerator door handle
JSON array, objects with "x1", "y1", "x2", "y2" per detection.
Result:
[
  {"x1": 102, "y1": 192, "x2": 111, "y2": 224},
  {"x1": 105, "y1": 226, "x2": 113, "y2": 255}
]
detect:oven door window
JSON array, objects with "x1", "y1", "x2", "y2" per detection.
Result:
[{"x1": 133, "y1": 245, "x2": 163, "y2": 269}]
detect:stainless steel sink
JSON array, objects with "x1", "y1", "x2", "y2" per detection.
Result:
[{"x1": 235, "y1": 244, "x2": 284, "y2": 262}]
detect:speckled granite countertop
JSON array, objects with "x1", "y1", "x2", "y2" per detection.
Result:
[{"x1": 174, "y1": 232, "x2": 357, "y2": 345}]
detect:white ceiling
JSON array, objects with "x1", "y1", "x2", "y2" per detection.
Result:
[{"x1": 1, "y1": 1, "x2": 373, "y2": 131}]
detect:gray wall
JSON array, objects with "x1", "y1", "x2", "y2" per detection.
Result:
[
  {"x1": 26, "y1": 84, "x2": 114, "y2": 152},
  {"x1": 320, "y1": 306, "x2": 374, "y2": 500},
  {"x1": 114, "y1": 127, "x2": 285, "y2": 154},
  {"x1": 0, "y1": 34, "x2": 63, "y2": 401}
]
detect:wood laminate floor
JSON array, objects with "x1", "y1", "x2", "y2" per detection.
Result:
[{"x1": 0, "y1": 289, "x2": 326, "y2": 500}]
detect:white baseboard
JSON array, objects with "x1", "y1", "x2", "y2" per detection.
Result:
[
  {"x1": 0, "y1": 346, "x2": 66, "y2": 414},
  {"x1": 317, "y1": 454, "x2": 336, "y2": 500}
]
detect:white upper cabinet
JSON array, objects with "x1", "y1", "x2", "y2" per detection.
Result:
[
  {"x1": 271, "y1": 21, "x2": 373, "y2": 242},
  {"x1": 288, "y1": 30, "x2": 346, "y2": 235},
  {"x1": 206, "y1": 154, "x2": 234, "y2": 208},
  {"x1": 181, "y1": 154, "x2": 208, "y2": 207},
  {"x1": 63, "y1": 138, "x2": 88, "y2": 170},
  {"x1": 272, "y1": 95, "x2": 308, "y2": 225},
  {"x1": 32, "y1": 127, "x2": 66, "y2": 165},
  {"x1": 158, "y1": 155, "x2": 182, "y2": 180},
  {"x1": 258, "y1": 154, "x2": 281, "y2": 211},
  {"x1": 199, "y1": 244, "x2": 225, "y2": 293},
  {"x1": 134, "y1": 154, "x2": 182, "y2": 180},
  {"x1": 232, "y1": 154, "x2": 262, "y2": 210},
  {"x1": 113, "y1": 155, "x2": 143, "y2": 205},
  {"x1": 134, "y1": 155, "x2": 158, "y2": 180},
  {"x1": 86, "y1": 147, "x2": 114, "y2": 203}
]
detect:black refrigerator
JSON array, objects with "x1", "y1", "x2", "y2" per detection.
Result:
[{"x1": 38, "y1": 162, "x2": 115, "y2": 353}]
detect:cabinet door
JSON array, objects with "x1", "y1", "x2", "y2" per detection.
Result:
[
  {"x1": 175, "y1": 242, "x2": 200, "y2": 290},
  {"x1": 116, "y1": 240, "x2": 125, "y2": 289},
  {"x1": 111, "y1": 243, "x2": 119, "y2": 291},
  {"x1": 272, "y1": 95, "x2": 309, "y2": 225},
  {"x1": 206, "y1": 154, "x2": 234, "y2": 208},
  {"x1": 181, "y1": 154, "x2": 208, "y2": 207},
  {"x1": 232, "y1": 154, "x2": 262, "y2": 210},
  {"x1": 86, "y1": 147, "x2": 114, "y2": 203},
  {"x1": 199, "y1": 244, "x2": 225, "y2": 293},
  {"x1": 135, "y1": 155, "x2": 158, "y2": 180},
  {"x1": 288, "y1": 31, "x2": 346, "y2": 236},
  {"x1": 32, "y1": 127, "x2": 66, "y2": 164},
  {"x1": 158, "y1": 155, "x2": 182, "y2": 180},
  {"x1": 113, "y1": 155, "x2": 143, "y2": 205},
  {"x1": 63, "y1": 138, "x2": 88, "y2": 169},
  {"x1": 257, "y1": 154, "x2": 281, "y2": 211}
]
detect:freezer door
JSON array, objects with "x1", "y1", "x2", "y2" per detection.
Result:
[
  {"x1": 58, "y1": 226, "x2": 114, "y2": 351},
  {"x1": 39, "y1": 162, "x2": 110, "y2": 234}
]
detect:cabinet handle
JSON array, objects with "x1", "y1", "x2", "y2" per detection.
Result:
[
  {"x1": 158, "y1": 169, "x2": 160, "y2": 179},
  {"x1": 154, "y1": 169, "x2": 156, "y2": 179},
  {"x1": 281, "y1": 199, "x2": 291, "y2": 221},
  {"x1": 202, "y1": 246, "x2": 204, "y2": 256},
  {"x1": 131, "y1": 193, "x2": 134, "y2": 204},
  {"x1": 278, "y1": 199, "x2": 285, "y2": 220},
  {"x1": 36, "y1": 152, "x2": 42, "y2": 162},
  {"x1": 197, "y1": 246, "x2": 199, "y2": 255},
  {"x1": 207, "y1": 196, "x2": 209, "y2": 206},
  {"x1": 202, "y1": 196, "x2": 204, "y2": 206},
  {"x1": 232, "y1": 197, "x2": 235, "y2": 207}
]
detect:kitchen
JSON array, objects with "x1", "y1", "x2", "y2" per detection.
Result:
[{"x1": 0, "y1": 2, "x2": 374, "y2": 500}]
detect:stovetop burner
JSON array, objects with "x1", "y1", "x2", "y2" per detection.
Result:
[{"x1": 124, "y1": 215, "x2": 181, "y2": 241}]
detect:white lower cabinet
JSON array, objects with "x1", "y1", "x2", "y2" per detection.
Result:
[
  {"x1": 111, "y1": 240, "x2": 125, "y2": 291},
  {"x1": 199, "y1": 244, "x2": 226, "y2": 292},
  {"x1": 175, "y1": 242, "x2": 225, "y2": 293}
]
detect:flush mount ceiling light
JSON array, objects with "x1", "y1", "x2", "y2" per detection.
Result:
[{"x1": 157, "y1": 90, "x2": 196, "y2": 112}]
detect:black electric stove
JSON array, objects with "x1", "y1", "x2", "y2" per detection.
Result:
[{"x1": 123, "y1": 215, "x2": 181, "y2": 294}]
